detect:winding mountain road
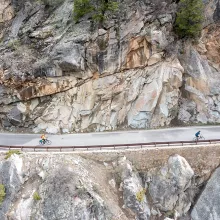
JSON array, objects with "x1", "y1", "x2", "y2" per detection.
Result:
[{"x1": 0, "y1": 126, "x2": 220, "y2": 147}]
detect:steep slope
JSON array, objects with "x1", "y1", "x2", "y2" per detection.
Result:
[
  {"x1": 0, "y1": 0, "x2": 220, "y2": 133},
  {"x1": 0, "y1": 152, "x2": 220, "y2": 220}
]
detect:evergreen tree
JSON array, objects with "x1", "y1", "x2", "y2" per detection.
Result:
[
  {"x1": 73, "y1": 0, "x2": 93, "y2": 22},
  {"x1": 175, "y1": 0, "x2": 204, "y2": 38},
  {"x1": 92, "y1": 0, "x2": 118, "y2": 23},
  {"x1": 73, "y1": 0, "x2": 118, "y2": 23}
]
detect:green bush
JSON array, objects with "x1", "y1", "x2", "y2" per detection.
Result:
[
  {"x1": 33, "y1": 192, "x2": 41, "y2": 201},
  {"x1": 0, "y1": 185, "x2": 6, "y2": 205},
  {"x1": 7, "y1": 39, "x2": 21, "y2": 50},
  {"x1": 165, "y1": 210, "x2": 175, "y2": 218},
  {"x1": 73, "y1": 0, "x2": 118, "y2": 23},
  {"x1": 136, "y1": 188, "x2": 146, "y2": 202},
  {"x1": 73, "y1": 0, "x2": 94, "y2": 22},
  {"x1": 5, "y1": 150, "x2": 21, "y2": 160},
  {"x1": 175, "y1": 0, "x2": 204, "y2": 38}
]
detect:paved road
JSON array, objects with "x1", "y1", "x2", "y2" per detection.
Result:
[{"x1": 0, "y1": 126, "x2": 220, "y2": 146}]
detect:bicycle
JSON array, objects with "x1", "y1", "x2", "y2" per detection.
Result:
[
  {"x1": 193, "y1": 135, "x2": 205, "y2": 141},
  {"x1": 39, "y1": 139, "x2": 52, "y2": 145}
]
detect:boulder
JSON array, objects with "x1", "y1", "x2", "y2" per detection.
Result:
[
  {"x1": 0, "y1": 155, "x2": 23, "y2": 220},
  {"x1": 118, "y1": 157, "x2": 151, "y2": 220},
  {"x1": 191, "y1": 167, "x2": 220, "y2": 220},
  {"x1": 149, "y1": 155, "x2": 194, "y2": 215},
  {"x1": 7, "y1": 107, "x2": 23, "y2": 126}
]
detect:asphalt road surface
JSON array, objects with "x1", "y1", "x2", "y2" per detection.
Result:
[{"x1": 0, "y1": 126, "x2": 220, "y2": 147}]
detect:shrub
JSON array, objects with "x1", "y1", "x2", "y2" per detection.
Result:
[
  {"x1": 165, "y1": 210, "x2": 175, "y2": 218},
  {"x1": 73, "y1": 0, "x2": 118, "y2": 23},
  {"x1": 0, "y1": 185, "x2": 6, "y2": 205},
  {"x1": 5, "y1": 150, "x2": 21, "y2": 160},
  {"x1": 92, "y1": 0, "x2": 118, "y2": 23},
  {"x1": 33, "y1": 192, "x2": 41, "y2": 201},
  {"x1": 174, "y1": 0, "x2": 204, "y2": 38},
  {"x1": 136, "y1": 188, "x2": 146, "y2": 202},
  {"x1": 73, "y1": 0, "x2": 94, "y2": 22},
  {"x1": 7, "y1": 39, "x2": 21, "y2": 50}
]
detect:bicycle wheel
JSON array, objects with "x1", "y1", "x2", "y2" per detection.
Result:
[
  {"x1": 200, "y1": 136, "x2": 205, "y2": 140},
  {"x1": 46, "y1": 140, "x2": 52, "y2": 145},
  {"x1": 39, "y1": 140, "x2": 44, "y2": 145},
  {"x1": 193, "y1": 137, "x2": 197, "y2": 141}
]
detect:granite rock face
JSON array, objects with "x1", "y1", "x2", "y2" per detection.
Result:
[
  {"x1": 0, "y1": 152, "x2": 219, "y2": 220},
  {"x1": 191, "y1": 167, "x2": 220, "y2": 220},
  {"x1": 149, "y1": 155, "x2": 194, "y2": 215},
  {"x1": 0, "y1": 154, "x2": 118, "y2": 220},
  {"x1": 0, "y1": 155, "x2": 23, "y2": 220},
  {"x1": 118, "y1": 157, "x2": 151, "y2": 220},
  {"x1": 0, "y1": 0, "x2": 220, "y2": 133}
]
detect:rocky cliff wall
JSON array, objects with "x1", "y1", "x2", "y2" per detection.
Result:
[
  {"x1": 0, "y1": 148, "x2": 220, "y2": 220},
  {"x1": 0, "y1": 0, "x2": 220, "y2": 133}
]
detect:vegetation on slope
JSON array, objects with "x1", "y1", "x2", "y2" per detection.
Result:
[
  {"x1": 175, "y1": 0, "x2": 204, "y2": 38},
  {"x1": 5, "y1": 150, "x2": 21, "y2": 160},
  {"x1": 0, "y1": 185, "x2": 6, "y2": 205},
  {"x1": 73, "y1": 0, "x2": 118, "y2": 23}
]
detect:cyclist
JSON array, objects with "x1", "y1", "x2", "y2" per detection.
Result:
[
  {"x1": 41, "y1": 134, "x2": 47, "y2": 144},
  {"x1": 195, "y1": 131, "x2": 201, "y2": 141}
]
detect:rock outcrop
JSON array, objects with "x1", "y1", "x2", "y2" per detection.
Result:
[
  {"x1": 0, "y1": 154, "x2": 23, "y2": 219},
  {"x1": 0, "y1": 152, "x2": 220, "y2": 220},
  {"x1": 0, "y1": 154, "x2": 119, "y2": 219},
  {"x1": 149, "y1": 155, "x2": 194, "y2": 215},
  {"x1": 117, "y1": 157, "x2": 151, "y2": 220},
  {"x1": 0, "y1": 0, "x2": 220, "y2": 133},
  {"x1": 191, "y1": 167, "x2": 220, "y2": 220}
]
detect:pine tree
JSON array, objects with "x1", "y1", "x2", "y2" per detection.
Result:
[
  {"x1": 73, "y1": 0, "x2": 94, "y2": 22},
  {"x1": 175, "y1": 0, "x2": 204, "y2": 38},
  {"x1": 73, "y1": 0, "x2": 118, "y2": 23}
]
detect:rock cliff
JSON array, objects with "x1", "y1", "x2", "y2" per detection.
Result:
[
  {"x1": 0, "y1": 152, "x2": 220, "y2": 220},
  {"x1": 0, "y1": 0, "x2": 220, "y2": 133}
]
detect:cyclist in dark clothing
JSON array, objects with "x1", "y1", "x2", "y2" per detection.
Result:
[{"x1": 195, "y1": 131, "x2": 201, "y2": 140}]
